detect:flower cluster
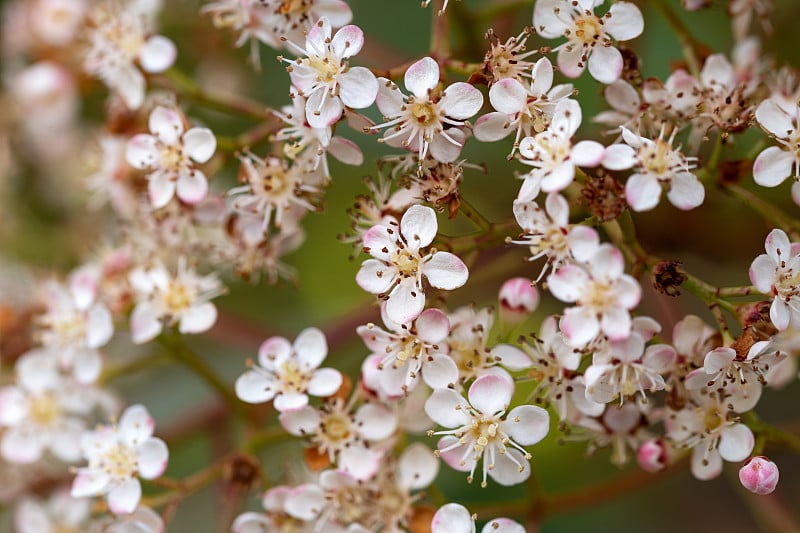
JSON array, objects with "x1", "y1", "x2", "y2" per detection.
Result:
[{"x1": 3, "y1": 0, "x2": 800, "y2": 530}]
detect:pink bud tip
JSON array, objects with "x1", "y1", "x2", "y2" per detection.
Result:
[
  {"x1": 637, "y1": 439, "x2": 667, "y2": 473},
  {"x1": 739, "y1": 456, "x2": 779, "y2": 495},
  {"x1": 499, "y1": 277, "x2": 539, "y2": 323}
]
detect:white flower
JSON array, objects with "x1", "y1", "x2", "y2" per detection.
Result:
[
  {"x1": 373, "y1": 57, "x2": 484, "y2": 165},
  {"x1": 85, "y1": 2, "x2": 176, "y2": 109},
  {"x1": 0, "y1": 350, "x2": 94, "y2": 464},
  {"x1": 227, "y1": 151, "x2": 322, "y2": 232},
  {"x1": 753, "y1": 98, "x2": 800, "y2": 201},
  {"x1": 584, "y1": 326, "x2": 676, "y2": 404},
  {"x1": 126, "y1": 106, "x2": 217, "y2": 208},
  {"x1": 523, "y1": 316, "x2": 604, "y2": 422},
  {"x1": 749, "y1": 228, "x2": 800, "y2": 331},
  {"x1": 356, "y1": 204, "x2": 469, "y2": 325},
  {"x1": 547, "y1": 243, "x2": 642, "y2": 347},
  {"x1": 128, "y1": 257, "x2": 223, "y2": 344},
  {"x1": 258, "y1": 0, "x2": 353, "y2": 50},
  {"x1": 38, "y1": 273, "x2": 113, "y2": 383},
  {"x1": 272, "y1": 89, "x2": 364, "y2": 173},
  {"x1": 666, "y1": 393, "x2": 754, "y2": 480},
  {"x1": 474, "y1": 57, "x2": 575, "y2": 155},
  {"x1": 14, "y1": 489, "x2": 91, "y2": 533},
  {"x1": 603, "y1": 127, "x2": 704, "y2": 211},
  {"x1": 279, "y1": 399, "x2": 397, "y2": 480},
  {"x1": 281, "y1": 18, "x2": 378, "y2": 128},
  {"x1": 235, "y1": 327, "x2": 343, "y2": 412},
  {"x1": 71, "y1": 404, "x2": 169, "y2": 515},
  {"x1": 425, "y1": 374, "x2": 549, "y2": 487},
  {"x1": 357, "y1": 306, "x2": 458, "y2": 397},
  {"x1": 445, "y1": 306, "x2": 532, "y2": 384},
  {"x1": 517, "y1": 99, "x2": 605, "y2": 201},
  {"x1": 511, "y1": 192, "x2": 600, "y2": 281},
  {"x1": 533, "y1": 0, "x2": 644, "y2": 84}
]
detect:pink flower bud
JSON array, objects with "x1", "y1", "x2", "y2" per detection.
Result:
[
  {"x1": 739, "y1": 456, "x2": 779, "y2": 495},
  {"x1": 637, "y1": 439, "x2": 667, "y2": 473},
  {"x1": 499, "y1": 277, "x2": 539, "y2": 325}
]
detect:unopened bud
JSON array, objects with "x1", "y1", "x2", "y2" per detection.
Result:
[
  {"x1": 499, "y1": 277, "x2": 539, "y2": 325},
  {"x1": 637, "y1": 439, "x2": 667, "y2": 473},
  {"x1": 739, "y1": 456, "x2": 779, "y2": 495}
]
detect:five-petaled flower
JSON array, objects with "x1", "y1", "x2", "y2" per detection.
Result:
[{"x1": 356, "y1": 204, "x2": 469, "y2": 324}]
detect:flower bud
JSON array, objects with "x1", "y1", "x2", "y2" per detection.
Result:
[
  {"x1": 499, "y1": 277, "x2": 538, "y2": 326},
  {"x1": 637, "y1": 439, "x2": 667, "y2": 473},
  {"x1": 739, "y1": 456, "x2": 779, "y2": 495}
]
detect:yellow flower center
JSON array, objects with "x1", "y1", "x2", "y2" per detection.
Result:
[{"x1": 29, "y1": 393, "x2": 61, "y2": 426}]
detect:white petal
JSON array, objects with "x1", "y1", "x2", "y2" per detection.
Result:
[
  {"x1": 756, "y1": 99, "x2": 795, "y2": 137},
  {"x1": 489, "y1": 78, "x2": 527, "y2": 114},
  {"x1": 704, "y1": 347, "x2": 735, "y2": 374},
  {"x1": 1, "y1": 427, "x2": 44, "y2": 463},
  {"x1": 440, "y1": 82, "x2": 484, "y2": 120},
  {"x1": 405, "y1": 57, "x2": 439, "y2": 99},
  {"x1": 571, "y1": 140, "x2": 605, "y2": 167},
  {"x1": 235, "y1": 371, "x2": 277, "y2": 404},
  {"x1": 328, "y1": 136, "x2": 363, "y2": 165},
  {"x1": 604, "y1": 80, "x2": 640, "y2": 114},
  {"x1": 178, "y1": 302, "x2": 216, "y2": 334},
  {"x1": 691, "y1": 446, "x2": 722, "y2": 480},
  {"x1": 502, "y1": 405, "x2": 549, "y2": 446},
  {"x1": 568, "y1": 225, "x2": 600, "y2": 262},
  {"x1": 473, "y1": 112, "x2": 514, "y2": 142},
  {"x1": 71, "y1": 468, "x2": 111, "y2": 498},
  {"x1": 557, "y1": 45, "x2": 586, "y2": 80},
  {"x1": 294, "y1": 327, "x2": 328, "y2": 370},
  {"x1": 120, "y1": 404, "x2": 155, "y2": 447},
  {"x1": 273, "y1": 392, "x2": 309, "y2": 412},
  {"x1": 425, "y1": 388, "x2": 471, "y2": 428},
  {"x1": 416, "y1": 308, "x2": 450, "y2": 343},
  {"x1": 183, "y1": 127, "x2": 216, "y2": 163},
  {"x1": 603, "y1": 144, "x2": 637, "y2": 170},
  {"x1": 130, "y1": 303, "x2": 162, "y2": 344},
  {"x1": 398, "y1": 442, "x2": 439, "y2": 490},
  {"x1": 753, "y1": 146, "x2": 793, "y2": 187},
  {"x1": 339, "y1": 445, "x2": 382, "y2": 480},
  {"x1": 533, "y1": 0, "x2": 571, "y2": 38},
  {"x1": 561, "y1": 306, "x2": 600, "y2": 347},
  {"x1": 305, "y1": 90, "x2": 343, "y2": 128},
  {"x1": 107, "y1": 478, "x2": 142, "y2": 515},
  {"x1": 588, "y1": 45, "x2": 623, "y2": 84},
  {"x1": 748, "y1": 254, "x2": 775, "y2": 293},
  {"x1": 424, "y1": 252, "x2": 468, "y2": 290},
  {"x1": 339, "y1": 67, "x2": 378, "y2": 109},
  {"x1": 667, "y1": 172, "x2": 704, "y2": 210},
  {"x1": 531, "y1": 57, "x2": 555, "y2": 95},
  {"x1": 432, "y1": 503, "x2": 474, "y2": 533},
  {"x1": 139, "y1": 35, "x2": 176, "y2": 73},
  {"x1": 354, "y1": 402, "x2": 397, "y2": 440},
  {"x1": 125, "y1": 134, "x2": 159, "y2": 169},
  {"x1": 489, "y1": 448, "x2": 530, "y2": 486},
  {"x1": 401, "y1": 204, "x2": 438, "y2": 250},
  {"x1": 386, "y1": 277, "x2": 425, "y2": 325},
  {"x1": 547, "y1": 264, "x2": 587, "y2": 302},
  {"x1": 468, "y1": 374, "x2": 513, "y2": 415},
  {"x1": 307, "y1": 368, "x2": 342, "y2": 397},
  {"x1": 422, "y1": 354, "x2": 459, "y2": 389},
  {"x1": 492, "y1": 344, "x2": 532, "y2": 370},
  {"x1": 719, "y1": 424, "x2": 754, "y2": 462},
  {"x1": 278, "y1": 406, "x2": 320, "y2": 436},
  {"x1": 137, "y1": 437, "x2": 169, "y2": 479},
  {"x1": 606, "y1": 2, "x2": 644, "y2": 41},
  {"x1": 149, "y1": 106, "x2": 183, "y2": 145},
  {"x1": 113, "y1": 66, "x2": 145, "y2": 109},
  {"x1": 331, "y1": 24, "x2": 364, "y2": 58},
  {"x1": 626, "y1": 173, "x2": 661, "y2": 211},
  {"x1": 481, "y1": 519, "x2": 525, "y2": 533},
  {"x1": 356, "y1": 259, "x2": 396, "y2": 295},
  {"x1": 147, "y1": 171, "x2": 176, "y2": 209},
  {"x1": 284, "y1": 484, "x2": 325, "y2": 521}
]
